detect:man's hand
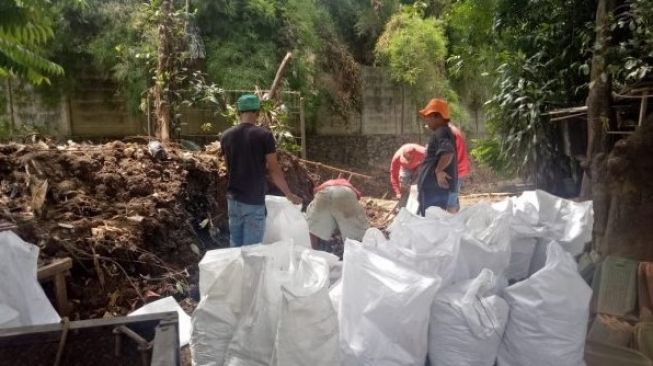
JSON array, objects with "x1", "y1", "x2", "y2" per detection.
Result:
[
  {"x1": 286, "y1": 192, "x2": 303, "y2": 205},
  {"x1": 395, "y1": 193, "x2": 402, "y2": 200},
  {"x1": 435, "y1": 170, "x2": 451, "y2": 189}
]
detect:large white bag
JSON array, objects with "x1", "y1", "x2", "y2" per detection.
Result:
[
  {"x1": 452, "y1": 204, "x2": 512, "y2": 283},
  {"x1": 263, "y1": 195, "x2": 311, "y2": 247},
  {"x1": 192, "y1": 241, "x2": 338, "y2": 366},
  {"x1": 0, "y1": 231, "x2": 60, "y2": 327},
  {"x1": 428, "y1": 269, "x2": 509, "y2": 366},
  {"x1": 191, "y1": 246, "x2": 247, "y2": 366},
  {"x1": 271, "y1": 251, "x2": 340, "y2": 366},
  {"x1": 507, "y1": 190, "x2": 593, "y2": 255},
  {"x1": 340, "y1": 240, "x2": 441, "y2": 366},
  {"x1": 386, "y1": 209, "x2": 461, "y2": 284},
  {"x1": 497, "y1": 241, "x2": 592, "y2": 366}
]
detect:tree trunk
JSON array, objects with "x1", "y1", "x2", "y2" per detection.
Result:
[
  {"x1": 153, "y1": 0, "x2": 174, "y2": 143},
  {"x1": 595, "y1": 118, "x2": 653, "y2": 260},
  {"x1": 587, "y1": 0, "x2": 653, "y2": 260},
  {"x1": 582, "y1": 0, "x2": 616, "y2": 199}
]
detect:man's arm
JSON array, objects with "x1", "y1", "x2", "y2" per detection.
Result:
[
  {"x1": 266, "y1": 152, "x2": 302, "y2": 204},
  {"x1": 435, "y1": 153, "x2": 454, "y2": 189},
  {"x1": 389, "y1": 156, "x2": 402, "y2": 198}
]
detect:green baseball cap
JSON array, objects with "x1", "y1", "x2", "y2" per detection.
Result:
[{"x1": 236, "y1": 94, "x2": 261, "y2": 112}]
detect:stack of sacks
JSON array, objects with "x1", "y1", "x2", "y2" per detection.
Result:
[{"x1": 191, "y1": 240, "x2": 341, "y2": 366}]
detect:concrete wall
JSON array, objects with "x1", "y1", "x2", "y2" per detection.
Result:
[
  {"x1": 307, "y1": 134, "x2": 427, "y2": 170},
  {"x1": 0, "y1": 78, "x2": 235, "y2": 140},
  {"x1": 1, "y1": 79, "x2": 70, "y2": 137}
]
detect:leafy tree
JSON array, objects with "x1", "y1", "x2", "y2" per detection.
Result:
[
  {"x1": 375, "y1": 4, "x2": 448, "y2": 101},
  {"x1": 0, "y1": 0, "x2": 69, "y2": 84},
  {"x1": 478, "y1": 0, "x2": 596, "y2": 193}
]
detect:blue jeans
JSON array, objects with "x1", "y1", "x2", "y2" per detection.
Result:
[
  {"x1": 227, "y1": 198, "x2": 266, "y2": 247},
  {"x1": 447, "y1": 179, "x2": 464, "y2": 210},
  {"x1": 418, "y1": 191, "x2": 449, "y2": 216}
]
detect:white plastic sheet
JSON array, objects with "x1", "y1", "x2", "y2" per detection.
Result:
[
  {"x1": 339, "y1": 240, "x2": 441, "y2": 366},
  {"x1": 263, "y1": 195, "x2": 311, "y2": 247},
  {"x1": 129, "y1": 296, "x2": 192, "y2": 347},
  {"x1": 498, "y1": 241, "x2": 592, "y2": 366},
  {"x1": 428, "y1": 269, "x2": 509, "y2": 366},
  {"x1": 0, "y1": 231, "x2": 60, "y2": 327}
]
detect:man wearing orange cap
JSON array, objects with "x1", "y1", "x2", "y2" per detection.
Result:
[
  {"x1": 389, "y1": 143, "x2": 426, "y2": 206},
  {"x1": 416, "y1": 98, "x2": 457, "y2": 215}
]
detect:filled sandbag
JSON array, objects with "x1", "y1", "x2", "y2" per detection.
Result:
[
  {"x1": 263, "y1": 195, "x2": 311, "y2": 247},
  {"x1": 452, "y1": 204, "x2": 512, "y2": 283},
  {"x1": 339, "y1": 240, "x2": 441, "y2": 366},
  {"x1": 428, "y1": 269, "x2": 509, "y2": 366},
  {"x1": 497, "y1": 241, "x2": 592, "y2": 366}
]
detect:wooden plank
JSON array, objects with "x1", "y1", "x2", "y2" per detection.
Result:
[
  {"x1": 53, "y1": 273, "x2": 71, "y2": 317},
  {"x1": 37, "y1": 258, "x2": 73, "y2": 281},
  {"x1": 545, "y1": 106, "x2": 588, "y2": 115}
]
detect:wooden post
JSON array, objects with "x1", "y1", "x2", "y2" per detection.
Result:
[
  {"x1": 639, "y1": 94, "x2": 648, "y2": 126},
  {"x1": 300, "y1": 96, "x2": 307, "y2": 159}
]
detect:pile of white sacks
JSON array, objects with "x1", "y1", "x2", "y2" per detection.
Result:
[{"x1": 191, "y1": 190, "x2": 594, "y2": 366}]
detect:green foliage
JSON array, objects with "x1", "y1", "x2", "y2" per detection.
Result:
[
  {"x1": 375, "y1": 4, "x2": 448, "y2": 98},
  {"x1": 470, "y1": 138, "x2": 511, "y2": 175},
  {"x1": 611, "y1": 0, "x2": 653, "y2": 86},
  {"x1": 0, "y1": 0, "x2": 70, "y2": 84},
  {"x1": 223, "y1": 96, "x2": 300, "y2": 154},
  {"x1": 481, "y1": 0, "x2": 595, "y2": 188},
  {"x1": 444, "y1": 0, "x2": 501, "y2": 115}
]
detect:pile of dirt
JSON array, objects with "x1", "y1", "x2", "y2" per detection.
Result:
[{"x1": 0, "y1": 141, "x2": 315, "y2": 319}]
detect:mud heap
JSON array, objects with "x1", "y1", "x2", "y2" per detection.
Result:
[{"x1": 0, "y1": 141, "x2": 315, "y2": 319}]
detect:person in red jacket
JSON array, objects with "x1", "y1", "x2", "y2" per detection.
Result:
[
  {"x1": 389, "y1": 143, "x2": 426, "y2": 207},
  {"x1": 448, "y1": 123, "x2": 471, "y2": 213},
  {"x1": 306, "y1": 179, "x2": 370, "y2": 250}
]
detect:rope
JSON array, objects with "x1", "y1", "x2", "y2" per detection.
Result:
[{"x1": 53, "y1": 317, "x2": 70, "y2": 366}]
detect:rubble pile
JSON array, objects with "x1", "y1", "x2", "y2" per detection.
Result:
[{"x1": 0, "y1": 141, "x2": 315, "y2": 319}]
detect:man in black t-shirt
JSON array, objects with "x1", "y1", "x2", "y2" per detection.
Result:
[
  {"x1": 416, "y1": 98, "x2": 458, "y2": 216},
  {"x1": 220, "y1": 94, "x2": 301, "y2": 247}
]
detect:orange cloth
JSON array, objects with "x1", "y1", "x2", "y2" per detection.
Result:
[
  {"x1": 389, "y1": 144, "x2": 426, "y2": 196},
  {"x1": 450, "y1": 124, "x2": 471, "y2": 178},
  {"x1": 314, "y1": 179, "x2": 362, "y2": 200},
  {"x1": 419, "y1": 98, "x2": 450, "y2": 120}
]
